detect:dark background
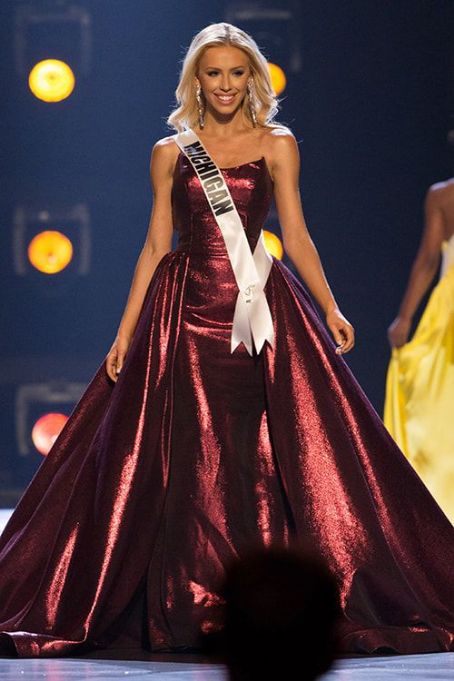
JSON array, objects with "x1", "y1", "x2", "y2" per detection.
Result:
[{"x1": 1, "y1": 0, "x2": 453, "y2": 503}]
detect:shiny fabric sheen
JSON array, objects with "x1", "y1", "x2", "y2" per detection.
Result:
[{"x1": 0, "y1": 152, "x2": 453, "y2": 658}]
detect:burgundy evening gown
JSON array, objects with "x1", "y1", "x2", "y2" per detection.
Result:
[{"x1": 0, "y1": 150, "x2": 453, "y2": 658}]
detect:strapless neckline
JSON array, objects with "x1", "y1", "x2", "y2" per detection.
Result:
[{"x1": 176, "y1": 149, "x2": 272, "y2": 181}]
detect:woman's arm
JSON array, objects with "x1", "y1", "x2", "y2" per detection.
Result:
[
  {"x1": 105, "y1": 140, "x2": 175, "y2": 381},
  {"x1": 387, "y1": 186, "x2": 445, "y2": 348},
  {"x1": 269, "y1": 130, "x2": 354, "y2": 354}
]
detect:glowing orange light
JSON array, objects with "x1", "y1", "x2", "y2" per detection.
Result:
[
  {"x1": 263, "y1": 230, "x2": 284, "y2": 260},
  {"x1": 28, "y1": 59, "x2": 76, "y2": 102},
  {"x1": 28, "y1": 230, "x2": 73, "y2": 274},
  {"x1": 31, "y1": 413, "x2": 68, "y2": 456},
  {"x1": 268, "y1": 62, "x2": 287, "y2": 96}
]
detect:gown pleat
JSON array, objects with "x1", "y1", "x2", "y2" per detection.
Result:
[{"x1": 0, "y1": 151, "x2": 453, "y2": 657}]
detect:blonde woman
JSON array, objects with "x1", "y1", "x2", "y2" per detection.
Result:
[
  {"x1": 384, "y1": 179, "x2": 454, "y2": 523},
  {"x1": 0, "y1": 22, "x2": 453, "y2": 660}
]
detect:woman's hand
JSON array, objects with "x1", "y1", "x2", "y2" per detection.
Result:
[
  {"x1": 105, "y1": 335, "x2": 132, "y2": 382},
  {"x1": 387, "y1": 316, "x2": 412, "y2": 348},
  {"x1": 326, "y1": 307, "x2": 355, "y2": 354}
]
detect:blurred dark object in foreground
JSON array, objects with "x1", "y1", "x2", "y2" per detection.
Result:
[{"x1": 199, "y1": 540, "x2": 341, "y2": 680}]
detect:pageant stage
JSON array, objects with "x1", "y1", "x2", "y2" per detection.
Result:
[
  {"x1": 1, "y1": 510, "x2": 453, "y2": 680},
  {"x1": 0, "y1": 647, "x2": 453, "y2": 680}
]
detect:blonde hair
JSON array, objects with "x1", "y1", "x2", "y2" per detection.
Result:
[{"x1": 166, "y1": 22, "x2": 290, "y2": 133}]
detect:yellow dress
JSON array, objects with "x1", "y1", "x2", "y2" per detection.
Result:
[{"x1": 384, "y1": 234, "x2": 454, "y2": 524}]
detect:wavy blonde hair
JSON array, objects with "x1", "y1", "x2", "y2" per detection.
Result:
[{"x1": 166, "y1": 22, "x2": 289, "y2": 133}]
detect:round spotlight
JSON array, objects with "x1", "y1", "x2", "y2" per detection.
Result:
[
  {"x1": 268, "y1": 62, "x2": 287, "y2": 96},
  {"x1": 28, "y1": 230, "x2": 74, "y2": 274},
  {"x1": 28, "y1": 59, "x2": 76, "y2": 102},
  {"x1": 31, "y1": 413, "x2": 68, "y2": 456},
  {"x1": 263, "y1": 230, "x2": 284, "y2": 260}
]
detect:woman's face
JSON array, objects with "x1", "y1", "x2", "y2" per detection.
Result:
[{"x1": 197, "y1": 45, "x2": 251, "y2": 117}]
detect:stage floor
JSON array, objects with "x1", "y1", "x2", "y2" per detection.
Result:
[
  {"x1": 0, "y1": 651, "x2": 453, "y2": 680},
  {"x1": 1, "y1": 510, "x2": 453, "y2": 679}
]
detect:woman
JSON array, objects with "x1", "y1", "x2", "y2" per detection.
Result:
[
  {"x1": 0, "y1": 22, "x2": 453, "y2": 659},
  {"x1": 384, "y1": 179, "x2": 454, "y2": 524}
]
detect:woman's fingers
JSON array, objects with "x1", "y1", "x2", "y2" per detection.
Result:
[
  {"x1": 388, "y1": 328, "x2": 408, "y2": 348},
  {"x1": 387, "y1": 317, "x2": 411, "y2": 348},
  {"x1": 105, "y1": 336, "x2": 131, "y2": 382},
  {"x1": 334, "y1": 322, "x2": 355, "y2": 354},
  {"x1": 115, "y1": 353, "x2": 124, "y2": 377},
  {"x1": 105, "y1": 351, "x2": 118, "y2": 382},
  {"x1": 344, "y1": 324, "x2": 355, "y2": 351},
  {"x1": 106, "y1": 348, "x2": 122, "y2": 382},
  {"x1": 326, "y1": 309, "x2": 355, "y2": 355}
]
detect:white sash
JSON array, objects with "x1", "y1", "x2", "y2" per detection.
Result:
[{"x1": 174, "y1": 128, "x2": 274, "y2": 356}]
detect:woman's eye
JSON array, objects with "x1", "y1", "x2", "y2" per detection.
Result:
[{"x1": 208, "y1": 71, "x2": 244, "y2": 76}]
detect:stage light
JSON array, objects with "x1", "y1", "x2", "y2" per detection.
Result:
[
  {"x1": 14, "y1": 4, "x2": 92, "y2": 80},
  {"x1": 268, "y1": 62, "x2": 287, "y2": 96},
  {"x1": 13, "y1": 203, "x2": 91, "y2": 285},
  {"x1": 31, "y1": 412, "x2": 69, "y2": 456},
  {"x1": 15, "y1": 382, "x2": 85, "y2": 457},
  {"x1": 264, "y1": 230, "x2": 284, "y2": 260},
  {"x1": 28, "y1": 230, "x2": 74, "y2": 274},
  {"x1": 28, "y1": 59, "x2": 76, "y2": 102}
]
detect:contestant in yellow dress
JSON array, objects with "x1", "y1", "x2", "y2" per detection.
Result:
[{"x1": 384, "y1": 179, "x2": 454, "y2": 524}]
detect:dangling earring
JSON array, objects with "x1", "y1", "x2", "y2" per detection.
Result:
[
  {"x1": 247, "y1": 77, "x2": 257, "y2": 128},
  {"x1": 195, "y1": 81, "x2": 205, "y2": 130}
]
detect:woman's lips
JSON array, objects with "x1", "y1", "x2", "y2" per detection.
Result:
[{"x1": 214, "y1": 94, "x2": 236, "y2": 105}]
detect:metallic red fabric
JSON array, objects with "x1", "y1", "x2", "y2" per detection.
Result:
[{"x1": 0, "y1": 151, "x2": 453, "y2": 658}]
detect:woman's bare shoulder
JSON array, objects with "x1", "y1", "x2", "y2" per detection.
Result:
[
  {"x1": 150, "y1": 135, "x2": 180, "y2": 177},
  {"x1": 261, "y1": 124, "x2": 299, "y2": 165}
]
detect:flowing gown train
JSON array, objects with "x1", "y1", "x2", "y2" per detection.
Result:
[{"x1": 0, "y1": 150, "x2": 453, "y2": 657}]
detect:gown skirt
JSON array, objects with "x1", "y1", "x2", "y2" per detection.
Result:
[
  {"x1": 0, "y1": 151, "x2": 453, "y2": 658},
  {"x1": 384, "y1": 236, "x2": 454, "y2": 524}
]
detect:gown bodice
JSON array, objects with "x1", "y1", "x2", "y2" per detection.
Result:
[{"x1": 171, "y1": 150, "x2": 274, "y2": 257}]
